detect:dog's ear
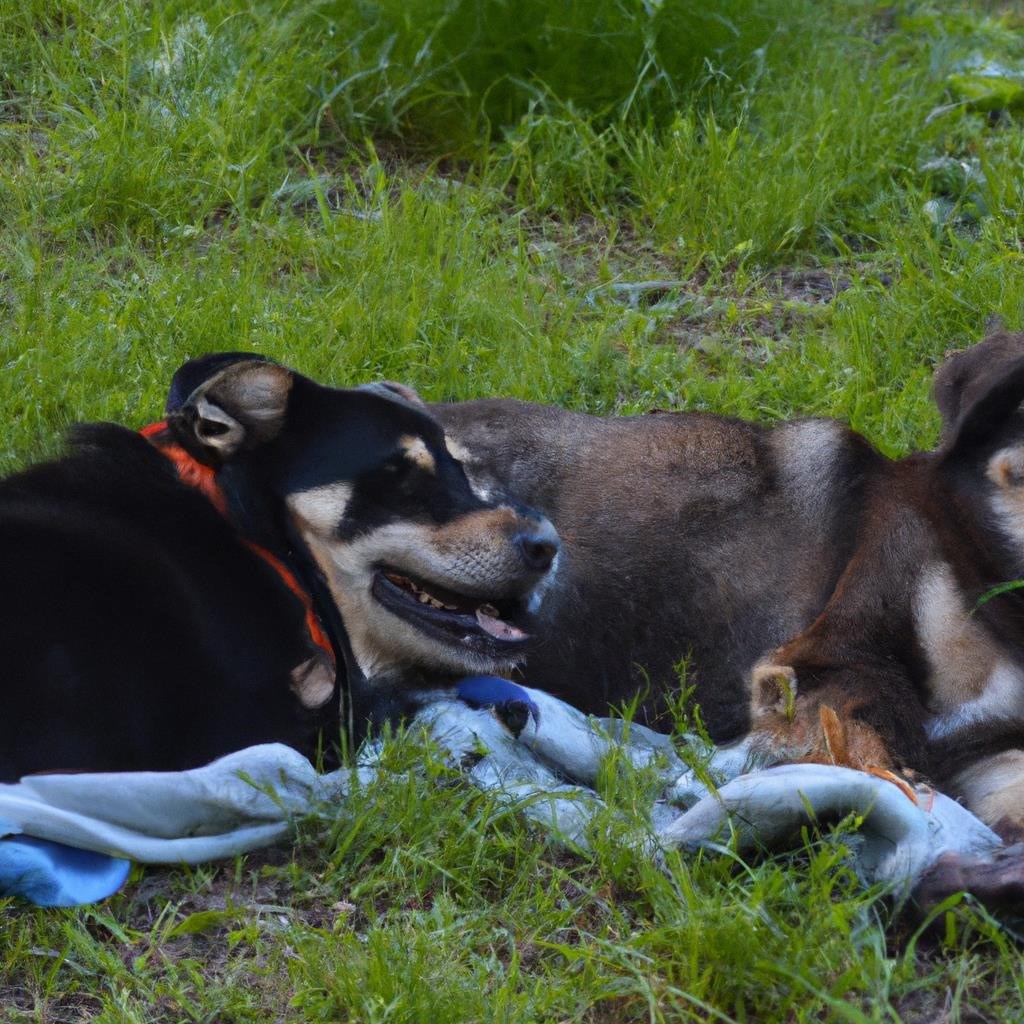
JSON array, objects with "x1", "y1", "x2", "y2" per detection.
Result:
[
  {"x1": 358, "y1": 380, "x2": 426, "y2": 408},
  {"x1": 750, "y1": 663, "x2": 798, "y2": 721},
  {"x1": 935, "y1": 330, "x2": 1024, "y2": 455},
  {"x1": 165, "y1": 352, "x2": 278, "y2": 414},
  {"x1": 172, "y1": 358, "x2": 293, "y2": 462}
]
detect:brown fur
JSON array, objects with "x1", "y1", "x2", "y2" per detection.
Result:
[{"x1": 432, "y1": 331, "x2": 1024, "y2": 838}]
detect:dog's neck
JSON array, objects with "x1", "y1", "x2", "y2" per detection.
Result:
[{"x1": 139, "y1": 420, "x2": 362, "y2": 737}]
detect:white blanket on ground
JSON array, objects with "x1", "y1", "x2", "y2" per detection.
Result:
[{"x1": 0, "y1": 685, "x2": 1003, "y2": 902}]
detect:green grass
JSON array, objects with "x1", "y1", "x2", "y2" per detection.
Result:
[
  {"x1": 3, "y1": 0, "x2": 1024, "y2": 1019},
  {"x1": 4, "y1": 735, "x2": 1024, "y2": 1021}
]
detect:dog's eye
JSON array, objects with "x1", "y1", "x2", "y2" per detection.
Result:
[
  {"x1": 379, "y1": 438, "x2": 438, "y2": 485},
  {"x1": 380, "y1": 452, "x2": 421, "y2": 483}
]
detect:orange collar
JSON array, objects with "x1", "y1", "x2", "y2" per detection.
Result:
[{"x1": 140, "y1": 421, "x2": 335, "y2": 664}]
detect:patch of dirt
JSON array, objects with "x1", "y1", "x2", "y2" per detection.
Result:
[
  {"x1": 508, "y1": 208, "x2": 897, "y2": 351},
  {"x1": 0, "y1": 987, "x2": 104, "y2": 1022},
  {"x1": 101, "y1": 841, "x2": 351, "y2": 975},
  {"x1": 218, "y1": 146, "x2": 896, "y2": 359},
  {"x1": 769, "y1": 266, "x2": 853, "y2": 303},
  {"x1": 894, "y1": 987, "x2": 1001, "y2": 1024},
  {"x1": 635, "y1": 264, "x2": 889, "y2": 353}
]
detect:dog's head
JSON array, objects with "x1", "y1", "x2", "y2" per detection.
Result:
[
  {"x1": 934, "y1": 329, "x2": 1024, "y2": 572},
  {"x1": 165, "y1": 354, "x2": 560, "y2": 679}
]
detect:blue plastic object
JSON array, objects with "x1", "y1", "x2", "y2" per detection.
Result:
[{"x1": 456, "y1": 676, "x2": 541, "y2": 731}]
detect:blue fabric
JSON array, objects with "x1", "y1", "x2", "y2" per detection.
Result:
[
  {"x1": 0, "y1": 822, "x2": 130, "y2": 907},
  {"x1": 456, "y1": 676, "x2": 541, "y2": 728}
]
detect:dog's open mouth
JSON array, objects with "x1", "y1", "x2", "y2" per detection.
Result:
[{"x1": 371, "y1": 568, "x2": 531, "y2": 654}]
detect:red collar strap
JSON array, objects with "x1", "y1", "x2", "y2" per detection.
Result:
[{"x1": 140, "y1": 421, "x2": 335, "y2": 665}]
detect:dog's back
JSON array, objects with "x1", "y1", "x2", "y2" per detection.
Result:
[{"x1": 435, "y1": 399, "x2": 881, "y2": 739}]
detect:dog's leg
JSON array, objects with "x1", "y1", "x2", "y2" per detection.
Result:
[
  {"x1": 746, "y1": 658, "x2": 922, "y2": 775},
  {"x1": 746, "y1": 496, "x2": 934, "y2": 774},
  {"x1": 945, "y1": 749, "x2": 1024, "y2": 843}
]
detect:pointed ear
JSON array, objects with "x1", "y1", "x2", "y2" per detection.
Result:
[
  {"x1": 750, "y1": 663, "x2": 798, "y2": 721},
  {"x1": 358, "y1": 380, "x2": 426, "y2": 408},
  {"x1": 935, "y1": 331, "x2": 1024, "y2": 455},
  {"x1": 165, "y1": 352, "x2": 277, "y2": 414},
  {"x1": 171, "y1": 359, "x2": 293, "y2": 462}
]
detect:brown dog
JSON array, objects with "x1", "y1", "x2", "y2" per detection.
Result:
[{"x1": 431, "y1": 331, "x2": 1024, "y2": 840}]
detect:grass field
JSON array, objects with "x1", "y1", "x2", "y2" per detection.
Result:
[{"x1": 3, "y1": 0, "x2": 1024, "y2": 1019}]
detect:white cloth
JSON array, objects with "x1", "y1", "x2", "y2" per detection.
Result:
[{"x1": 0, "y1": 685, "x2": 1003, "y2": 896}]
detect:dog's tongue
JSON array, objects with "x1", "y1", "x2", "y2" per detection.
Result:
[{"x1": 475, "y1": 607, "x2": 528, "y2": 641}]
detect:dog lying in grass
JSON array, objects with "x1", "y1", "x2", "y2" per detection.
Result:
[
  {"x1": 0, "y1": 354, "x2": 558, "y2": 778},
  {"x1": 7, "y1": 335, "x2": 1023, "y2": 850},
  {"x1": 433, "y1": 330, "x2": 1024, "y2": 841}
]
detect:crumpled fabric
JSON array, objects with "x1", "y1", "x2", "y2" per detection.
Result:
[
  {"x1": 0, "y1": 829, "x2": 132, "y2": 907},
  {"x1": 0, "y1": 679, "x2": 1003, "y2": 906},
  {"x1": 413, "y1": 682, "x2": 1003, "y2": 890}
]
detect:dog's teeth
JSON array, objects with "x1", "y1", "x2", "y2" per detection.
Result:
[
  {"x1": 475, "y1": 606, "x2": 528, "y2": 641},
  {"x1": 427, "y1": 596, "x2": 445, "y2": 609},
  {"x1": 418, "y1": 592, "x2": 431, "y2": 604},
  {"x1": 478, "y1": 603, "x2": 501, "y2": 618}
]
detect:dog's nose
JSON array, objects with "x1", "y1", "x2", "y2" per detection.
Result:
[{"x1": 514, "y1": 521, "x2": 560, "y2": 573}]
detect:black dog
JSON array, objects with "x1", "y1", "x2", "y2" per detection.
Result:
[{"x1": 0, "y1": 355, "x2": 558, "y2": 778}]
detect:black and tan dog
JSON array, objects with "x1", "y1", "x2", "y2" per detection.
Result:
[
  {"x1": 0, "y1": 354, "x2": 558, "y2": 778},
  {"x1": 433, "y1": 330, "x2": 1024, "y2": 840}
]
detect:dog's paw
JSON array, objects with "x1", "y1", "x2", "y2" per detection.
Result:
[
  {"x1": 912, "y1": 843, "x2": 1024, "y2": 915},
  {"x1": 455, "y1": 676, "x2": 541, "y2": 737}
]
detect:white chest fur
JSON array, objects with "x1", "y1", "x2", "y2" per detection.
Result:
[{"x1": 914, "y1": 563, "x2": 1024, "y2": 740}]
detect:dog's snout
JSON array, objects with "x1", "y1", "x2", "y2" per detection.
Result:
[{"x1": 514, "y1": 520, "x2": 560, "y2": 573}]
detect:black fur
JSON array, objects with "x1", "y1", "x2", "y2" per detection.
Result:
[
  {"x1": 0, "y1": 357, "x2": 519, "y2": 779},
  {"x1": 0, "y1": 425, "x2": 332, "y2": 776}
]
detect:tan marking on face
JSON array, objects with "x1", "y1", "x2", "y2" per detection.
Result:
[
  {"x1": 988, "y1": 445, "x2": 1024, "y2": 489},
  {"x1": 286, "y1": 483, "x2": 354, "y2": 537},
  {"x1": 987, "y1": 444, "x2": 1024, "y2": 565},
  {"x1": 299, "y1": 524, "x2": 521, "y2": 678},
  {"x1": 947, "y1": 749, "x2": 1024, "y2": 832},
  {"x1": 431, "y1": 505, "x2": 524, "y2": 556},
  {"x1": 293, "y1": 510, "x2": 554, "y2": 678},
  {"x1": 400, "y1": 435, "x2": 436, "y2": 473}
]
